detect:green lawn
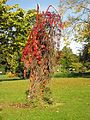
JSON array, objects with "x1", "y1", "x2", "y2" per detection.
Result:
[{"x1": 0, "y1": 76, "x2": 90, "y2": 120}]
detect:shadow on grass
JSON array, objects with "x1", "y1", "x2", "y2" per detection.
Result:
[
  {"x1": 0, "y1": 75, "x2": 27, "y2": 82},
  {"x1": 53, "y1": 72, "x2": 90, "y2": 78},
  {"x1": 0, "y1": 72, "x2": 90, "y2": 82}
]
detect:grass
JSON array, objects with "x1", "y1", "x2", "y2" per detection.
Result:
[{"x1": 0, "y1": 75, "x2": 90, "y2": 120}]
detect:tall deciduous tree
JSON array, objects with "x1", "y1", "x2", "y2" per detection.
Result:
[{"x1": 0, "y1": 0, "x2": 36, "y2": 76}]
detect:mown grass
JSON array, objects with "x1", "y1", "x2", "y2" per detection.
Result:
[{"x1": 0, "y1": 76, "x2": 90, "y2": 120}]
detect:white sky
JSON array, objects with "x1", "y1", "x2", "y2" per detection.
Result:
[{"x1": 69, "y1": 41, "x2": 83, "y2": 54}]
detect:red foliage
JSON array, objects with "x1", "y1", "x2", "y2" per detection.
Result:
[
  {"x1": 22, "y1": 5, "x2": 63, "y2": 70},
  {"x1": 22, "y1": 4, "x2": 63, "y2": 100}
]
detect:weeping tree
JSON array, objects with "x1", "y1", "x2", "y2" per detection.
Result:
[{"x1": 22, "y1": 5, "x2": 63, "y2": 103}]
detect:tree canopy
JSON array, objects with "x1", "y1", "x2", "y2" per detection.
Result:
[
  {"x1": 0, "y1": 0, "x2": 36, "y2": 76},
  {"x1": 59, "y1": 0, "x2": 90, "y2": 43}
]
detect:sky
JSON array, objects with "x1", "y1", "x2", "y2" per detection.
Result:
[
  {"x1": 6, "y1": 0, "x2": 60, "y2": 11},
  {"x1": 6, "y1": 0, "x2": 83, "y2": 54}
]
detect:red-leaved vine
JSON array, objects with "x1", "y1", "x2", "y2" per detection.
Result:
[{"x1": 22, "y1": 4, "x2": 63, "y2": 102}]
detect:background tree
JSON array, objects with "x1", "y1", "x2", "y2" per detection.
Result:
[
  {"x1": 58, "y1": 0, "x2": 90, "y2": 74},
  {"x1": 0, "y1": 0, "x2": 36, "y2": 77},
  {"x1": 79, "y1": 43, "x2": 90, "y2": 71},
  {"x1": 59, "y1": 0, "x2": 90, "y2": 42},
  {"x1": 60, "y1": 46, "x2": 83, "y2": 73}
]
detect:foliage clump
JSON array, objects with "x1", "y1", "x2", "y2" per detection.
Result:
[{"x1": 22, "y1": 5, "x2": 63, "y2": 102}]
